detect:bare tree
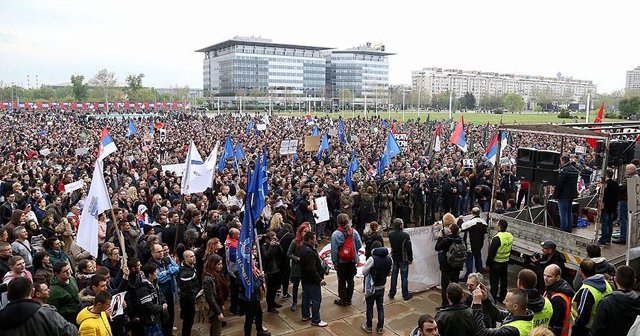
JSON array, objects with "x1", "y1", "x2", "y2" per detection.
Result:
[{"x1": 90, "y1": 69, "x2": 117, "y2": 103}]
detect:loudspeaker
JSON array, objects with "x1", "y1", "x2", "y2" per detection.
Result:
[
  {"x1": 536, "y1": 169, "x2": 558, "y2": 185},
  {"x1": 609, "y1": 140, "x2": 635, "y2": 166},
  {"x1": 547, "y1": 200, "x2": 579, "y2": 228},
  {"x1": 537, "y1": 150, "x2": 561, "y2": 170},
  {"x1": 517, "y1": 148, "x2": 537, "y2": 167},
  {"x1": 516, "y1": 166, "x2": 536, "y2": 181}
]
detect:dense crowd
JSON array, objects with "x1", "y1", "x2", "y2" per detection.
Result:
[{"x1": 0, "y1": 108, "x2": 637, "y2": 336}]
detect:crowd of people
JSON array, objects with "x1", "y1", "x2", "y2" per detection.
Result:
[{"x1": 0, "y1": 108, "x2": 637, "y2": 336}]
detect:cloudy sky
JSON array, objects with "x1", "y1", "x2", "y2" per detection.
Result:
[{"x1": 0, "y1": 0, "x2": 637, "y2": 93}]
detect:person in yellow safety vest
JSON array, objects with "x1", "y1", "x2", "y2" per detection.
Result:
[
  {"x1": 486, "y1": 219, "x2": 512, "y2": 302},
  {"x1": 542, "y1": 264, "x2": 575, "y2": 336},
  {"x1": 570, "y1": 259, "x2": 612, "y2": 336},
  {"x1": 516, "y1": 269, "x2": 552, "y2": 329},
  {"x1": 471, "y1": 285, "x2": 534, "y2": 336}
]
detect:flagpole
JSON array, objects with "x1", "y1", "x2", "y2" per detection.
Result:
[
  {"x1": 448, "y1": 91, "x2": 453, "y2": 120},
  {"x1": 110, "y1": 208, "x2": 129, "y2": 271},
  {"x1": 585, "y1": 93, "x2": 591, "y2": 123}
]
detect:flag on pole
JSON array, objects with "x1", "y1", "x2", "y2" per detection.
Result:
[
  {"x1": 261, "y1": 148, "x2": 269, "y2": 196},
  {"x1": 149, "y1": 119, "x2": 155, "y2": 135},
  {"x1": 317, "y1": 133, "x2": 329, "y2": 161},
  {"x1": 434, "y1": 124, "x2": 443, "y2": 152},
  {"x1": 252, "y1": 153, "x2": 266, "y2": 220},
  {"x1": 181, "y1": 140, "x2": 208, "y2": 194},
  {"x1": 338, "y1": 119, "x2": 347, "y2": 144},
  {"x1": 77, "y1": 160, "x2": 112, "y2": 257},
  {"x1": 345, "y1": 149, "x2": 360, "y2": 191},
  {"x1": 246, "y1": 120, "x2": 254, "y2": 134},
  {"x1": 238, "y1": 170, "x2": 257, "y2": 299},
  {"x1": 587, "y1": 102, "x2": 604, "y2": 148},
  {"x1": 218, "y1": 137, "x2": 236, "y2": 172},
  {"x1": 449, "y1": 116, "x2": 468, "y2": 152},
  {"x1": 97, "y1": 128, "x2": 117, "y2": 161},
  {"x1": 126, "y1": 120, "x2": 137, "y2": 137},
  {"x1": 305, "y1": 114, "x2": 315, "y2": 125},
  {"x1": 485, "y1": 131, "x2": 507, "y2": 164},
  {"x1": 235, "y1": 142, "x2": 245, "y2": 162},
  {"x1": 378, "y1": 131, "x2": 402, "y2": 174}
]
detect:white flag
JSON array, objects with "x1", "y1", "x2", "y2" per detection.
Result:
[
  {"x1": 181, "y1": 141, "x2": 219, "y2": 195},
  {"x1": 77, "y1": 160, "x2": 112, "y2": 258},
  {"x1": 181, "y1": 140, "x2": 204, "y2": 195}
]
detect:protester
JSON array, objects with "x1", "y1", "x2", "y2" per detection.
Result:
[
  {"x1": 471, "y1": 287, "x2": 534, "y2": 336},
  {"x1": 47, "y1": 261, "x2": 82, "y2": 325},
  {"x1": 410, "y1": 314, "x2": 440, "y2": 336},
  {"x1": 299, "y1": 231, "x2": 328, "y2": 328},
  {"x1": 76, "y1": 290, "x2": 113, "y2": 336},
  {"x1": 177, "y1": 249, "x2": 200, "y2": 336},
  {"x1": 389, "y1": 218, "x2": 413, "y2": 301},
  {"x1": 361, "y1": 241, "x2": 392, "y2": 334},
  {"x1": 590, "y1": 266, "x2": 640, "y2": 336},
  {"x1": 330, "y1": 213, "x2": 362, "y2": 306},
  {"x1": 435, "y1": 223, "x2": 464, "y2": 307},
  {"x1": 435, "y1": 283, "x2": 474, "y2": 336},
  {"x1": 202, "y1": 254, "x2": 228, "y2": 336},
  {"x1": 571, "y1": 259, "x2": 613, "y2": 336}
]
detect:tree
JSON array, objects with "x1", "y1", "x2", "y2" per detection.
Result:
[
  {"x1": 480, "y1": 94, "x2": 504, "y2": 111},
  {"x1": 619, "y1": 97, "x2": 640, "y2": 118},
  {"x1": 459, "y1": 92, "x2": 476, "y2": 110},
  {"x1": 130, "y1": 87, "x2": 157, "y2": 102},
  {"x1": 89, "y1": 69, "x2": 117, "y2": 102},
  {"x1": 70, "y1": 75, "x2": 88, "y2": 101},
  {"x1": 124, "y1": 73, "x2": 144, "y2": 98},
  {"x1": 503, "y1": 93, "x2": 525, "y2": 113},
  {"x1": 431, "y1": 91, "x2": 453, "y2": 110}
]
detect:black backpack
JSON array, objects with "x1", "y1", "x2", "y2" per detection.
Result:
[{"x1": 446, "y1": 240, "x2": 467, "y2": 269}]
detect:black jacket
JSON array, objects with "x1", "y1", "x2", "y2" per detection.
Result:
[
  {"x1": 435, "y1": 303, "x2": 474, "y2": 336},
  {"x1": 544, "y1": 279, "x2": 575, "y2": 336},
  {"x1": 133, "y1": 273, "x2": 166, "y2": 325},
  {"x1": 299, "y1": 241, "x2": 324, "y2": 285},
  {"x1": 602, "y1": 178, "x2": 618, "y2": 214},
  {"x1": 0, "y1": 299, "x2": 77, "y2": 336},
  {"x1": 364, "y1": 231, "x2": 384, "y2": 259},
  {"x1": 435, "y1": 233, "x2": 464, "y2": 272},
  {"x1": 555, "y1": 162, "x2": 579, "y2": 199},
  {"x1": 261, "y1": 240, "x2": 283, "y2": 275},
  {"x1": 461, "y1": 216, "x2": 487, "y2": 252},
  {"x1": 177, "y1": 263, "x2": 200, "y2": 303},
  {"x1": 389, "y1": 229, "x2": 413, "y2": 263},
  {"x1": 590, "y1": 289, "x2": 640, "y2": 336}
]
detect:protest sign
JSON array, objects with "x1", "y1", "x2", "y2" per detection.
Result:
[
  {"x1": 395, "y1": 133, "x2": 408, "y2": 152},
  {"x1": 305, "y1": 136, "x2": 320, "y2": 152},
  {"x1": 162, "y1": 163, "x2": 186, "y2": 176},
  {"x1": 64, "y1": 180, "x2": 84, "y2": 193},
  {"x1": 279, "y1": 139, "x2": 298, "y2": 155},
  {"x1": 75, "y1": 147, "x2": 89, "y2": 156},
  {"x1": 313, "y1": 196, "x2": 330, "y2": 223}
]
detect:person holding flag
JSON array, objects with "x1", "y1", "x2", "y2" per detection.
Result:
[{"x1": 126, "y1": 119, "x2": 137, "y2": 137}]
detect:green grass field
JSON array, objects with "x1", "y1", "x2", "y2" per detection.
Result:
[{"x1": 275, "y1": 110, "x2": 623, "y2": 125}]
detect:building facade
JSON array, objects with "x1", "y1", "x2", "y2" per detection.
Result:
[
  {"x1": 626, "y1": 66, "x2": 640, "y2": 92},
  {"x1": 326, "y1": 43, "x2": 393, "y2": 107},
  {"x1": 412, "y1": 67, "x2": 597, "y2": 106},
  {"x1": 197, "y1": 37, "x2": 328, "y2": 103}
]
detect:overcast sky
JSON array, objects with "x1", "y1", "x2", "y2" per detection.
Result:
[{"x1": 0, "y1": 0, "x2": 637, "y2": 93}]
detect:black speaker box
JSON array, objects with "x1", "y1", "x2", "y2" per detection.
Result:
[
  {"x1": 537, "y1": 150, "x2": 561, "y2": 170},
  {"x1": 536, "y1": 169, "x2": 558, "y2": 185},
  {"x1": 517, "y1": 148, "x2": 537, "y2": 167},
  {"x1": 516, "y1": 166, "x2": 535, "y2": 181}
]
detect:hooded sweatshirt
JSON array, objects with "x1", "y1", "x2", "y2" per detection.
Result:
[
  {"x1": 544, "y1": 278, "x2": 575, "y2": 336},
  {"x1": 590, "y1": 289, "x2": 640, "y2": 336},
  {"x1": 76, "y1": 306, "x2": 112, "y2": 336},
  {"x1": 572, "y1": 257, "x2": 615, "y2": 290},
  {"x1": 571, "y1": 274, "x2": 612, "y2": 336}
]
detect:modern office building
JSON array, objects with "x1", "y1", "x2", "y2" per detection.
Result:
[
  {"x1": 626, "y1": 66, "x2": 640, "y2": 92},
  {"x1": 197, "y1": 37, "x2": 393, "y2": 109},
  {"x1": 411, "y1": 67, "x2": 597, "y2": 105},
  {"x1": 196, "y1": 37, "x2": 329, "y2": 104},
  {"x1": 326, "y1": 43, "x2": 393, "y2": 107}
]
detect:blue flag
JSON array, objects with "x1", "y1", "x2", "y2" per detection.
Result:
[
  {"x1": 126, "y1": 120, "x2": 137, "y2": 137},
  {"x1": 218, "y1": 137, "x2": 236, "y2": 172},
  {"x1": 317, "y1": 133, "x2": 329, "y2": 161},
  {"x1": 378, "y1": 132, "x2": 401, "y2": 173},
  {"x1": 261, "y1": 148, "x2": 269, "y2": 197},
  {"x1": 238, "y1": 170, "x2": 257, "y2": 299},
  {"x1": 345, "y1": 149, "x2": 360, "y2": 191},
  {"x1": 250, "y1": 153, "x2": 265, "y2": 221},
  {"x1": 312, "y1": 125, "x2": 319, "y2": 136},
  {"x1": 338, "y1": 119, "x2": 347, "y2": 144},
  {"x1": 235, "y1": 142, "x2": 245, "y2": 162},
  {"x1": 149, "y1": 119, "x2": 155, "y2": 135},
  {"x1": 246, "y1": 121, "x2": 254, "y2": 134}
]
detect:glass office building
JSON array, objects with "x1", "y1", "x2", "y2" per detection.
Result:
[
  {"x1": 326, "y1": 44, "x2": 393, "y2": 107},
  {"x1": 196, "y1": 37, "x2": 329, "y2": 101}
]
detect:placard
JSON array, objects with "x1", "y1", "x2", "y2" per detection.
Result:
[
  {"x1": 75, "y1": 147, "x2": 89, "y2": 156},
  {"x1": 64, "y1": 180, "x2": 84, "y2": 193},
  {"x1": 256, "y1": 124, "x2": 267, "y2": 131},
  {"x1": 463, "y1": 159, "x2": 474, "y2": 168},
  {"x1": 575, "y1": 146, "x2": 586, "y2": 154},
  {"x1": 305, "y1": 136, "x2": 320, "y2": 152},
  {"x1": 327, "y1": 129, "x2": 338, "y2": 137},
  {"x1": 39, "y1": 148, "x2": 51, "y2": 156},
  {"x1": 110, "y1": 291, "x2": 127, "y2": 317},
  {"x1": 395, "y1": 133, "x2": 408, "y2": 152},
  {"x1": 279, "y1": 139, "x2": 298, "y2": 155},
  {"x1": 162, "y1": 163, "x2": 186, "y2": 176},
  {"x1": 313, "y1": 196, "x2": 330, "y2": 223}
]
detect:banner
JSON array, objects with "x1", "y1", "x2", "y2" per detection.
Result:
[
  {"x1": 64, "y1": 180, "x2": 84, "y2": 193},
  {"x1": 162, "y1": 163, "x2": 186, "y2": 176},
  {"x1": 395, "y1": 132, "x2": 409, "y2": 152}
]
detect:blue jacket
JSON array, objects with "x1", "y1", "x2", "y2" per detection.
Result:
[
  {"x1": 147, "y1": 256, "x2": 179, "y2": 296},
  {"x1": 331, "y1": 226, "x2": 362, "y2": 265}
]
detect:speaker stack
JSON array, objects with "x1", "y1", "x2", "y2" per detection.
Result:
[
  {"x1": 516, "y1": 148, "x2": 560, "y2": 184},
  {"x1": 595, "y1": 140, "x2": 635, "y2": 167}
]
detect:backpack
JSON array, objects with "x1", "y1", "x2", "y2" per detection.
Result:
[
  {"x1": 446, "y1": 239, "x2": 467, "y2": 269},
  {"x1": 194, "y1": 288, "x2": 208, "y2": 322},
  {"x1": 364, "y1": 272, "x2": 375, "y2": 297},
  {"x1": 338, "y1": 228, "x2": 355, "y2": 262}
]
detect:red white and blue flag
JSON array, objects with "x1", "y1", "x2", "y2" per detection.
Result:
[
  {"x1": 450, "y1": 116, "x2": 468, "y2": 152},
  {"x1": 97, "y1": 128, "x2": 117, "y2": 161},
  {"x1": 486, "y1": 131, "x2": 508, "y2": 164}
]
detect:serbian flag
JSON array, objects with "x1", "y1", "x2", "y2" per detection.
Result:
[
  {"x1": 450, "y1": 115, "x2": 468, "y2": 152},
  {"x1": 434, "y1": 124, "x2": 443, "y2": 152},
  {"x1": 97, "y1": 128, "x2": 117, "y2": 161},
  {"x1": 587, "y1": 102, "x2": 604, "y2": 148},
  {"x1": 305, "y1": 114, "x2": 315, "y2": 125}
]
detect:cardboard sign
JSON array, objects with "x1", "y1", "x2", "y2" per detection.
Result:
[
  {"x1": 575, "y1": 146, "x2": 586, "y2": 154},
  {"x1": 279, "y1": 139, "x2": 298, "y2": 155},
  {"x1": 313, "y1": 196, "x2": 330, "y2": 223},
  {"x1": 256, "y1": 124, "x2": 267, "y2": 131},
  {"x1": 75, "y1": 147, "x2": 89, "y2": 156},
  {"x1": 110, "y1": 291, "x2": 127, "y2": 317},
  {"x1": 463, "y1": 159, "x2": 474, "y2": 168},
  {"x1": 305, "y1": 136, "x2": 320, "y2": 152},
  {"x1": 161, "y1": 163, "x2": 186, "y2": 176},
  {"x1": 64, "y1": 180, "x2": 84, "y2": 193}
]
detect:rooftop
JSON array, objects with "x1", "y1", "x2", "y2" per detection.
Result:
[{"x1": 196, "y1": 36, "x2": 332, "y2": 53}]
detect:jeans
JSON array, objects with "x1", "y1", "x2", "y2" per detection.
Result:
[
  {"x1": 301, "y1": 282, "x2": 322, "y2": 324},
  {"x1": 389, "y1": 261, "x2": 409, "y2": 299},
  {"x1": 619, "y1": 201, "x2": 628, "y2": 242},
  {"x1": 599, "y1": 212, "x2": 614, "y2": 244},
  {"x1": 365, "y1": 289, "x2": 385, "y2": 329},
  {"x1": 290, "y1": 276, "x2": 301, "y2": 305},
  {"x1": 161, "y1": 291, "x2": 174, "y2": 336},
  {"x1": 336, "y1": 262, "x2": 357, "y2": 303},
  {"x1": 489, "y1": 262, "x2": 509, "y2": 302},
  {"x1": 463, "y1": 250, "x2": 483, "y2": 279},
  {"x1": 558, "y1": 198, "x2": 573, "y2": 232}
]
